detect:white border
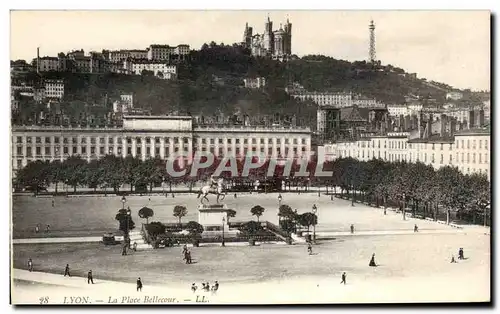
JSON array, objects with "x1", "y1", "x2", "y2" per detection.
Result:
[{"x1": 2, "y1": 1, "x2": 498, "y2": 314}]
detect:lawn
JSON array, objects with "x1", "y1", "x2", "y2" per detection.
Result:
[{"x1": 12, "y1": 193, "x2": 452, "y2": 239}]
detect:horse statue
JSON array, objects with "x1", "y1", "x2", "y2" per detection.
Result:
[{"x1": 197, "y1": 177, "x2": 226, "y2": 204}]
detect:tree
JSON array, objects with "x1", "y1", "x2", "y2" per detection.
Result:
[
  {"x1": 157, "y1": 71, "x2": 164, "y2": 79},
  {"x1": 146, "y1": 221, "x2": 166, "y2": 240},
  {"x1": 115, "y1": 208, "x2": 135, "y2": 243},
  {"x1": 186, "y1": 221, "x2": 204, "y2": 236},
  {"x1": 62, "y1": 155, "x2": 87, "y2": 193},
  {"x1": 138, "y1": 207, "x2": 154, "y2": 224},
  {"x1": 243, "y1": 220, "x2": 262, "y2": 236},
  {"x1": 226, "y1": 209, "x2": 236, "y2": 225},
  {"x1": 173, "y1": 205, "x2": 188, "y2": 225},
  {"x1": 250, "y1": 205, "x2": 265, "y2": 222},
  {"x1": 298, "y1": 212, "x2": 317, "y2": 234}
]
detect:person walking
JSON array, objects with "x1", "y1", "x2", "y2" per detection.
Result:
[
  {"x1": 340, "y1": 272, "x2": 347, "y2": 285},
  {"x1": 307, "y1": 243, "x2": 313, "y2": 255},
  {"x1": 35, "y1": 224, "x2": 40, "y2": 234},
  {"x1": 64, "y1": 264, "x2": 71, "y2": 277},
  {"x1": 87, "y1": 270, "x2": 94, "y2": 284},
  {"x1": 450, "y1": 255, "x2": 457, "y2": 263},
  {"x1": 133, "y1": 242, "x2": 137, "y2": 252},
  {"x1": 51, "y1": 199, "x2": 55, "y2": 207},
  {"x1": 187, "y1": 251, "x2": 192, "y2": 264},
  {"x1": 45, "y1": 224, "x2": 51, "y2": 233},
  {"x1": 214, "y1": 281, "x2": 219, "y2": 292},
  {"x1": 414, "y1": 224, "x2": 419, "y2": 232},
  {"x1": 136, "y1": 277, "x2": 143, "y2": 292},
  {"x1": 182, "y1": 245, "x2": 188, "y2": 255},
  {"x1": 369, "y1": 253, "x2": 377, "y2": 267},
  {"x1": 350, "y1": 224, "x2": 355, "y2": 234},
  {"x1": 458, "y1": 248, "x2": 464, "y2": 260},
  {"x1": 191, "y1": 283, "x2": 198, "y2": 293},
  {"x1": 27, "y1": 258, "x2": 33, "y2": 272}
]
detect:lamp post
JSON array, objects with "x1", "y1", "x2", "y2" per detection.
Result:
[
  {"x1": 278, "y1": 194, "x2": 282, "y2": 225},
  {"x1": 312, "y1": 204, "x2": 317, "y2": 243},
  {"x1": 221, "y1": 217, "x2": 226, "y2": 247},
  {"x1": 121, "y1": 195, "x2": 126, "y2": 210},
  {"x1": 126, "y1": 206, "x2": 132, "y2": 248},
  {"x1": 478, "y1": 200, "x2": 490, "y2": 228},
  {"x1": 402, "y1": 193, "x2": 406, "y2": 221}
]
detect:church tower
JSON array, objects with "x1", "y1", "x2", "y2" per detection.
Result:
[
  {"x1": 243, "y1": 22, "x2": 253, "y2": 48},
  {"x1": 263, "y1": 15, "x2": 274, "y2": 54},
  {"x1": 283, "y1": 18, "x2": 292, "y2": 56}
]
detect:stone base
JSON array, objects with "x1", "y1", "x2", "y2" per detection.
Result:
[{"x1": 198, "y1": 204, "x2": 231, "y2": 232}]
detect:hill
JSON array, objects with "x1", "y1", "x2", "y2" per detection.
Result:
[{"x1": 12, "y1": 43, "x2": 464, "y2": 127}]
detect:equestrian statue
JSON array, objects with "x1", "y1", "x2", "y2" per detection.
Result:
[{"x1": 197, "y1": 176, "x2": 226, "y2": 204}]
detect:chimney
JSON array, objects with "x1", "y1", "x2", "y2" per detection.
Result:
[
  {"x1": 468, "y1": 110, "x2": 475, "y2": 129},
  {"x1": 404, "y1": 115, "x2": 411, "y2": 132},
  {"x1": 440, "y1": 114, "x2": 447, "y2": 138},
  {"x1": 478, "y1": 109, "x2": 485, "y2": 127},
  {"x1": 450, "y1": 118, "x2": 456, "y2": 137},
  {"x1": 37, "y1": 47, "x2": 40, "y2": 74},
  {"x1": 398, "y1": 115, "x2": 404, "y2": 129},
  {"x1": 425, "y1": 114, "x2": 433, "y2": 138},
  {"x1": 417, "y1": 112, "x2": 423, "y2": 138}
]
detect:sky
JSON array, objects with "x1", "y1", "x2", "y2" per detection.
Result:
[{"x1": 10, "y1": 10, "x2": 491, "y2": 91}]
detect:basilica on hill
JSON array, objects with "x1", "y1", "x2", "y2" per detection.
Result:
[{"x1": 243, "y1": 16, "x2": 292, "y2": 61}]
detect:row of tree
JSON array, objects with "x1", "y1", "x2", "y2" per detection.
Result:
[{"x1": 317, "y1": 158, "x2": 490, "y2": 225}]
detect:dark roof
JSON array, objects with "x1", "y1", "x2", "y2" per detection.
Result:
[
  {"x1": 408, "y1": 135, "x2": 454, "y2": 143},
  {"x1": 340, "y1": 106, "x2": 367, "y2": 122}
]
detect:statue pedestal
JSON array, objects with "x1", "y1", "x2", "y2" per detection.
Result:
[{"x1": 198, "y1": 204, "x2": 229, "y2": 232}]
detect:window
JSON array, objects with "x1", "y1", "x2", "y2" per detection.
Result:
[
  {"x1": 432, "y1": 143, "x2": 435, "y2": 150},
  {"x1": 461, "y1": 153, "x2": 464, "y2": 162},
  {"x1": 449, "y1": 154, "x2": 452, "y2": 164},
  {"x1": 485, "y1": 153, "x2": 488, "y2": 162},
  {"x1": 467, "y1": 140, "x2": 470, "y2": 149},
  {"x1": 261, "y1": 139, "x2": 265, "y2": 144},
  {"x1": 81, "y1": 137, "x2": 87, "y2": 144},
  {"x1": 424, "y1": 153, "x2": 427, "y2": 162},
  {"x1": 485, "y1": 140, "x2": 488, "y2": 150},
  {"x1": 100, "y1": 147, "x2": 104, "y2": 155},
  {"x1": 235, "y1": 139, "x2": 240, "y2": 144},
  {"x1": 137, "y1": 138, "x2": 142, "y2": 144},
  {"x1": 467, "y1": 153, "x2": 470, "y2": 163},
  {"x1": 36, "y1": 137, "x2": 41, "y2": 144},
  {"x1": 155, "y1": 137, "x2": 160, "y2": 144},
  {"x1": 64, "y1": 147, "x2": 68, "y2": 154},
  {"x1": 137, "y1": 147, "x2": 142, "y2": 155},
  {"x1": 227, "y1": 139, "x2": 232, "y2": 144},
  {"x1": 155, "y1": 148, "x2": 160, "y2": 155},
  {"x1": 440, "y1": 154, "x2": 443, "y2": 164},
  {"x1": 244, "y1": 139, "x2": 248, "y2": 144},
  {"x1": 73, "y1": 147, "x2": 77, "y2": 154},
  {"x1": 473, "y1": 140, "x2": 476, "y2": 149},
  {"x1": 461, "y1": 140, "x2": 464, "y2": 148},
  {"x1": 479, "y1": 154, "x2": 482, "y2": 164},
  {"x1": 45, "y1": 147, "x2": 50, "y2": 155},
  {"x1": 276, "y1": 139, "x2": 281, "y2": 144},
  {"x1": 440, "y1": 144, "x2": 443, "y2": 150},
  {"x1": 17, "y1": 136, "x2": 22, "y2": 143},
  {"x1": 16, "y1": 147, "x2": 22, "y2": 155},
  {"x1": 109, "y1": 138, "x2": 114, "y2": 144},
  {"x1": 146, "y1": 138, "x2": 151, "y2": 144},
  {"x1": 479, "y1": 140, "x2": 482, "y2": 149},
  {"x1": 219, "y1": 138, "x2": 223, "y2": 144},
  {"x1": 253, "y1": 138, "x2": 257, "y2": 144},
  {"x1": 91, "y1": 147, "x2": 96, "y2": 154},
  {"x1": 146, "y1": 147, "x2": 150, "y2": 155},
  {"x1": 54, "y1": 137, "x2": 59, "y2": 144},
  {"x1": 82, "y1": 147, "x2": 87, "y2": 154},
  {"x1": 472, "y1": 153, "x2": 476, "y2": 164}
]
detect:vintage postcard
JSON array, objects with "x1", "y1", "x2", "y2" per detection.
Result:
[{"x1": 9, "y1": 10, "x2": 491, "y2": 305}]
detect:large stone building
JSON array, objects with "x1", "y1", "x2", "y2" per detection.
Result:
[
  {"x1": 331, "y1": 113, "x2": 490, "y2": 180},
  {"x1": 11, "y1": 116, "x2": 312, "y2": 173},
  {"x1": 243, "y1": 17, "x2": 292, "y2": 60}
]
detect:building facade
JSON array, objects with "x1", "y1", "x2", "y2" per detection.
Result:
[
  {"x1": 243, "y1": 77, "x2": 267, "y2": 89},
  {"x1": 125, "y1": 59, "x2": 177, "y2": 79},
  {"x1": 333, "y1": 128, "x2": 490, "y2": 180},
  {"x1": 44, "y1": 79, "x2": 65, "y2": 99},
  {"x1": 387, "y1": 104, "x2": 409, "y2": 117},
  {"x1": 11, "y1": 116, "x2": 312, "y2": 172}
]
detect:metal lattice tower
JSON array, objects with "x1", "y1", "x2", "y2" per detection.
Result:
[{"x1": 369, "y1": 20, "x2": 376, "y2": 63}]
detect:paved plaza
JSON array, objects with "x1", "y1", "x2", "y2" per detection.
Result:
[{"x1": 11, "y1": 193, "x2": 491, "y2": 303}]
